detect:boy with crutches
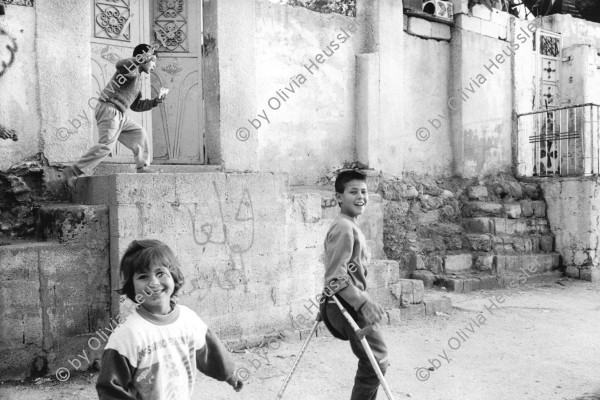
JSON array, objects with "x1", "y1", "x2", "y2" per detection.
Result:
[{"x1": 319, "y1": 170, "x2": 389, "y2": 400}]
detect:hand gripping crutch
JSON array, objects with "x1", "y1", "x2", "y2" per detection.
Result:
[
  {"x1": 276, "y1": 312, "x2": 322, "y2": 399},
  {"x1": 331, "y1": 295, "x2": 396, "y2": 400}
]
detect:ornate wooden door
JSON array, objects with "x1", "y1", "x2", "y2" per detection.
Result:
[
  {"x1": 90, "y1": 0, "x2": 153, "y2": 162},
  {"x1": 150, "y1": 0, "x2": 204, "y2": 164}
]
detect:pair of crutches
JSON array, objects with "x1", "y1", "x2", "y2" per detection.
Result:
[{"x1": 276, "y1": 294, "x2": 395, "y2": 400}]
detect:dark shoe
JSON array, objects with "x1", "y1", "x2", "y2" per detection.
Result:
[
  {"x1": 136, "y1": 165, "x2": 159, "y2": 174},
  {"x1": 63, "y1": 166, "x2": 78, "y2": 188}
]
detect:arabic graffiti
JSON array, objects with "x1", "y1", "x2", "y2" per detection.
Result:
[
  {"x1": 0, "y1": 26, "x2": 17, "y2": 78},
  {"x1": 183, "y1": 181, "x2": 255, "y2": 302}
]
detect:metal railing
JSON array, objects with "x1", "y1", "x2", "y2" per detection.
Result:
[{"x1": 517, "y1": 103, "x2": 600, "y2": 177}]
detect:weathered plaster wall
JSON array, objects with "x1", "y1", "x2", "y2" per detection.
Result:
[
  {"x1": 36, "y1": 0, "x2": 93, "y2": 165},
  {"x1": 542, "y1": 177, "x2": 600, "y2": 282},
  {"x1": 541, "y1": 13, "x2": 600, "y2": 50},
  {"x1": 0, "y1": 5, "x2": 40, "y2": 169},
  {"x1": 73, "y1": 172, "x2": 329, "y2": 339},
  {"x1": 210, "y1": 0, "x2": 259, "y2": 171},
  {"x1": 451, "y1": 8, "x2": 514, "y2": 178},
  {"x1": 254, "y1": 1, "x2": 360, "y2": 185},
  {"x1": 376, "y1": 0, "x2": 454, "y2": 178}
]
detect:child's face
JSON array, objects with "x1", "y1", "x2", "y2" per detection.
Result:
[
  {"x1": 133, "y1": 263, "x2": 175, "y2": 315},
  {"x1": 336, "y1": 179, "x2": 368, "y2": 219},
  {"x1": 139, "y1": 55, "x2": 157, "y2": 74}
]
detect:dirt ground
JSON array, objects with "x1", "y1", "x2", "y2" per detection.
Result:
[{"x1": 1, "y1": 278, "x2": 599, "y2": 400}]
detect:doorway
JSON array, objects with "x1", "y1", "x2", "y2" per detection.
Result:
[{"x1": 90, "y1": 0, "x2": 204, "y2": 165}]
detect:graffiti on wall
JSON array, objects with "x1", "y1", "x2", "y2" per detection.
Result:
[
  {"x1": 183, "y1": 181, "x2": 255, "y2": 303},
  {"x1": 0, "y1": 26, "x2": 17, "y2": 78},
  {"x1": 0, "y1": 0, "x2": 34, "y2": 6}
]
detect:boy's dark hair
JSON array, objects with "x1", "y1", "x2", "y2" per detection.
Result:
[
  {"x1": 117, "y1": 239, "x2": 184, "y2": 301},
  {"x1": 133, "y1": 43, "x2": 155, "y2": 58},
  {"x1": 334, "y1": 170, "x2": 367, "y2": 194}
]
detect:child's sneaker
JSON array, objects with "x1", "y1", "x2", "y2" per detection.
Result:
[
  {"x1": 63, "y1": 166, "x2": 78, "y2": 188},
  {"x1": 136, "y1": 165, "x2": 159, "y2": 174}
]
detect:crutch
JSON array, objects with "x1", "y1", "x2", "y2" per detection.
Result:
[
  {"x1": 331, "y1": 294, "x2": 396, "y2": 400},
  {"x1": 276, "y1": 312, "x2": 322, "y2": 399}
]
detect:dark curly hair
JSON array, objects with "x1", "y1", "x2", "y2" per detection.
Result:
[
  {"x1": 334, "y1": 169, "x2": 367, "y2": 194},
  {"x1": 117, "y1": 239, "x2": 184, "y2": 301}
]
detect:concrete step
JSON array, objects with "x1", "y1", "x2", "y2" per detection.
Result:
[
  {"x1": 411, "y1": 251, "x2": 561, "y2": 289},
  {"x1": 430, "y1": 270, "x2": 563, "y2": 293},
  {"x1": 463, "y1": 217, "x2": 551, "y2": 236},
  {"x1": 466, "y1": 233, "x2": 554, "y2": 253},
  {"x1": 462, "y1": 200, "x2": 546, "y2": 218},
  {"x1": 92, "y1": 164, "x2": 221, "y2": 175},
  {"x1": 35, "y1": 203, "x2": 109, "y2": 245}
]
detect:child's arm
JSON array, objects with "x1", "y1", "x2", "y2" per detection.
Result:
[
  {"x1": 196, "y1": 329, "x2": 243, "y2": 392},
  {"x1": 96, "y1": 349, "x2": 137, "y2": 400},
  {"x1": 130, "y1": 88, "x2": 169, "y2": 112}
]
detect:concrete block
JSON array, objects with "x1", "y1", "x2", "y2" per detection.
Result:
[
  {"x1": 72, "y1": 175, "x2": 111, "y2": 205},
  {"x1": 455, "y1": 14, "x2": 481, "y2": 34},
  {"x1": 540, "y1": 235, "x2": 554, "y2": 252},
  {"x1": 417, "y1": 209, "x2": 440, "y2": 224},
  {"x1": 463, "y1": 277, "x2": 481, "y2": 292},
  {"x1": 390, "y1": 279, "x2": 424, "y2": 305},
  {"x1": 475, "y1": 255, "x2": 494, "y2": 271},
  {"x1": 366, "y1": 260, "x2": 401, "y2": 289},
  {"x1": 424, "y1": 255, "x2": 443, "y2": 273},
  {"x1": 112, "y1": 173, "x2": 155, "y2": 205},
  {"x1": 463, "y1": 217, "x2": 494, "y2": 233},
  {"x1": 452, "y1": 0, "x2": 469, "y2": 15},
  {"x1": 480, "y1": 20, "x2": 498, "y2": 38},
  {"x1": 467, "y1": 234, "x2": 493, "y2": 251},
  {"x1": 436, "y1": 276, "x2": 464, "y2": 292},
  {"x1": 430, "y1": 22, "x2": 451, "y2": 40},
  {"x1": 410, "y1": 270, "x2": 436, "y2": 288},
  {"x1": 504, "y1": 203, "x2": 521, "y2": 219},
  {"x1": 467, "y1": 185, "x2": 488, "y2": 200},
  {"x1": 444, "y1": 253, "x2": 473, "y2": 273},
  {"x1": 370, "y1": 287, "x2": 401, "y2": 310},
  {"x1": 479, "y1": 275, "x2": 502, "y2": 289},
  {"x1": 399, "y1": 303, "x2": 425, "y2": 320},
  {"x1": 497, "y1": 22, "x2": 508, "y2": 40},
  {"x1": 565, "y1": 266, "x2": 580, "y2": 279},
  {"x1": 531, "y1": 201, "x2": 546, "y2": 217},
  {"x1": 491, "y1": 9, "x2": 511, "y2": 26},
  {"x1": 463, "y1": 202, "x2": 503, "y2": 217},
  {"x1": 407, "y1": 16, "x2": 432, "y2": 38},
  {"x1": 412, "y1": 280, "x2": 424, "y2": 303},
  {"x1": 471, "y1": 4, "x2": 491, "y2": 20},
  {"x1": 580, "y1": 268, "x2": 600, "y2": 282},
  {"x1": 520, "y1": 200, "x2": 534, "y2": 217},
  {"x1": 424, "y1": 297, "x2": 452, "y2": 315}
]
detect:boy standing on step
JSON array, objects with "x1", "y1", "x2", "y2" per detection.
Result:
[
  {"x1": 63, "y1": 43, "x2": 169, "y2": 187},
  {"x1": 319, "y1": 170, "x2": 389, "y2": 400}
]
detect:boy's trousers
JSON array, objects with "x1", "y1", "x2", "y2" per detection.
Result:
[
  {"x1": 74, "y1": 101, "x2": 150, "y2": 175},
  {"x1": 323, "y1": 299, "x2": 389, "y2": 400}
]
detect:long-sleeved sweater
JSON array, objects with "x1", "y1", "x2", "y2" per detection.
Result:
[
  {"x1": 100, "y1": 56, "x2": 159, "y2": 114},
  {"x1": 323, "y1": 213, "x2": 372, "y2": 311},
  {"x1": 96, "y1": 304, "x2": 235, "y2": 400}
]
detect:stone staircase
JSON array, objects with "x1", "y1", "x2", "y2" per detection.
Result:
[{"x1": 410, "y1": 183, "x2": 562, "y2": 292}]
